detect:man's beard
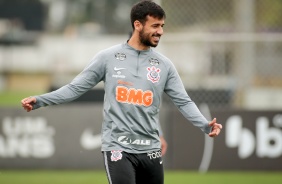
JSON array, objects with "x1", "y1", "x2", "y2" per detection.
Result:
[{"x1": 139, "y1": 29, "x2": 160, "y2": 48}]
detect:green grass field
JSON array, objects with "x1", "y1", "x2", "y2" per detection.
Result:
[
  {"x1": 0, "y1": 170, "x2": 281, "y2": 184},
  {"x1": 0, "y1": 91, "x2": 40, "y2": 107}
]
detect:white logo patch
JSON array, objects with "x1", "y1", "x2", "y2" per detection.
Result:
[
  {"x1": 112, "y1": 67, "x2": 126, "y2": 78},
  {"x1": 111, "y1": 150, "x2": 123, "y2": 161},
  {"x1": 114, "y1": 67, "x2": 126, "y2": 71},
  {"x1": 117, "y1": 136, "x2": 151, "y2": 146},
  {"x1": 147, "y1": 150, "x2": 162, "y2": 159},
  {"x1": 115, "y1": 53, "x2": 126, "y2": 61}
]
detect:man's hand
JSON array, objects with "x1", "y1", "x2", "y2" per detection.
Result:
[
  {"x1": 21, "y1": 97, "x2": 36, "y2": 112},
  {"x1": 208, "y1": 118, "x2": 222, "y2": 137},
  {"x1": 160, "y1": 136, "x2": 168, "y2": 156}
]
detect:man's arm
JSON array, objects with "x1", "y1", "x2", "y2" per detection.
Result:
[
  {"x1": 160, "y1": 136, "x2": 168, "y2": 156},
  {"x1": 20, "y1": 51, "x2": 106, "y2": 111},
  {"x1": 164, "y1": 63, "x2": 222, "y2": 137}
]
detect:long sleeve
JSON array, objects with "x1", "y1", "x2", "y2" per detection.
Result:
[
  {"x1": 164, "y1": 64, "x2": 211, "y2": 134},
  {"x1": 33, "y1": 51, "x2": 106, "y2": 110}
]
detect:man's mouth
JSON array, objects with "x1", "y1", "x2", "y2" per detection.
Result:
[{"x1": 152, "y1": 35, "x2": 161, "y2": 42}]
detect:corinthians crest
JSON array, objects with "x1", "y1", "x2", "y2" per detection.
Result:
[
  {"x1": 111, "y1": 150, "x2": 123, "y2": 161},
  {"x1": 147, "y1": 66, "x2": 161, "y2": 83}
]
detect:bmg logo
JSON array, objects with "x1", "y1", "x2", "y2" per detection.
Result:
[{"x1": 225, "y1": 114, "x2": 282, "y2": 159}]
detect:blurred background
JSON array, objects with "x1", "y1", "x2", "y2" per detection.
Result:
[
  {"x1": 0, "y1": 0, "x2": 282, "y2": 179},
  {"x1": 0, "y1": 0, "x2": 281, "y2": 109}
]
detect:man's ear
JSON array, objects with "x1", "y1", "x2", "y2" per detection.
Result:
[{"x1": 134, "y1": 20, "x2": 143, "y2": 32}]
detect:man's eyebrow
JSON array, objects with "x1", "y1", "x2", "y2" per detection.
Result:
[{"x1": 152, "y1": 23, "x2": 165, "y2": 26}]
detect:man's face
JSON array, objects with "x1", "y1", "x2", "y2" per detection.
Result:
[{"x1": 139, "y1": 16, "x2": 165, "y2": 48}]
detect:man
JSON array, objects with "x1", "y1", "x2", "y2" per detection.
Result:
[{"x1": 22, "y1": 1, "x2": 222, "y2": 183}]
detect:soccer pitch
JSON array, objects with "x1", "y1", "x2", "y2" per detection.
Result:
[{"x1": 0, "y1": 170, "x2": 281, "y2": 184}]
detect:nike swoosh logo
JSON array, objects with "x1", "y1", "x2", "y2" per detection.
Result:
[
  {"x1": 114, "y1": 67, "x2": 126, "y2": 71},
  {"x1": 80, "y1": 129, "x2": 101, "y2": 150}
]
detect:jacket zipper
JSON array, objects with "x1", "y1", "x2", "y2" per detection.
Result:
[{"x1": 137, "y1": 51, "x2": 141, "y2": 76}]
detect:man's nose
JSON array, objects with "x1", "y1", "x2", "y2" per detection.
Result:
[{"x1": 157, "y1": 27, "x2": 164, "y2": 36}]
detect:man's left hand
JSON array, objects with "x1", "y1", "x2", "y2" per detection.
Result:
[{"x1": 208, "y1": 118, "x2": 222, "y2": 137}]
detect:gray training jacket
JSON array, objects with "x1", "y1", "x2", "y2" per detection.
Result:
[{"x1": 33, "y1": 42, "x2": 211, "y2": 154}]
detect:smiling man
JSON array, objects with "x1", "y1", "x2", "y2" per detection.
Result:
[
  {"x1": 21, "y1": 1, "x2": 222, "y2": 184},
  {"x1": 129, "y1": 4, "x2": 164, "y2": 49}
]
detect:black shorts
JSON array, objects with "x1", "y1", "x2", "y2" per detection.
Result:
[{"x1": 103, "y1": 150, "x2": 164, "y2": 184}]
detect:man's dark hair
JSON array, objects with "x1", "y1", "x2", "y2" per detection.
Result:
[{"x1": 130, "y1": 0, "x2": 166, "y2": 29}]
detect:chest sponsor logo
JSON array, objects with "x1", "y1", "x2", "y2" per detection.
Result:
[
  {"x1": 114, "y1": 67, "x2": 126, "y2": 71},
  {"x1": 112, "y1": 67, "x2": 126, "y2": 78},
  {"x1": 147, "y1": 66, "x2": 161, "y2": 83},
  {"x1": 116, "y1": 86, "x2": 153, "y2": 106},
  {"x1": 115, "y1": 53, "x2": 126, "y2": 61},
  {"x1": 118, "y1": 136, "x2": 151, "y2": 146},
  {"x1": 117, "y1": 80, "x2": 133, "y2": 86}
]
